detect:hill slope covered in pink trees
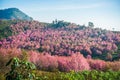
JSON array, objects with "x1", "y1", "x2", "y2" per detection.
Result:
[{"x1": 0, "y1": 20, "x2": 120, "y2": 61}]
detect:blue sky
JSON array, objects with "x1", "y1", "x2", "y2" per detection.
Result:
[{"x1": 0, "y1": 0, "x2": 120, "y2": 31}]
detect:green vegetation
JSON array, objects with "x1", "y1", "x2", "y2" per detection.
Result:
[
  {"x1": 0, "y1": 51, "x2": 119, "y2": 80},
  {"x1": 35, "y1": 70, "x2": 120, "y2": 80},
  {"x1": 88, "y1": 22, "x2": 94, "y2": 28},
  {"x1": 3, "y1": 57, "x2": 120, "y2": 80},
  {"x1": 49, "y1": 19, "x2": 70, "y2": 28},
  {"x1": 5, "y1": 68, "x2": 120, "y2": 80},
  {"x1": 5, "y1": 57, "x2": 36, "y2": 80},
  {"x1": 4, "y1": 58, "x2": 120, "y2": 80},
  {"x1": 0, "y1": 20, "x2": 17, "y2": 39}
]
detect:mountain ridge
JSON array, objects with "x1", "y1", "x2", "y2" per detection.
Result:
[{"x1": 0, "y1": 8, "x2": 33, "y2": 21}]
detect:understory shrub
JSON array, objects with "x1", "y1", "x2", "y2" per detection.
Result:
[
  {"x1": 5, "y1": 57, "x2": 36, "y2": 80},
  {"x1": 58, "y1": 53, "x2": 90, "y2": 72},
  {"x1": 0, "y1": 48, "x2": 120, "y2": 73},
  {"x1": 36, "y1": 54, "x2": 58, "y2": 72},
  {"x1": 87, "y1": 59, "x2": 106, "y2": 70},
  {"x1": 105, "y1": 61, "x2": 120, "y2": 71}
]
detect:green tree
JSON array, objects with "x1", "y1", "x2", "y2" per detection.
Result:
[
  {"x1": 88, "y1": 22, "x2": 94, "y2": 28},
  {"x1": 51, "y1": 19, "x2": 70, "y2": 28}
]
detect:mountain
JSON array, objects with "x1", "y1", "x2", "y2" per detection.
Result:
[{"x1": 0, "y1": 8, "x2": 33, "y2": 21}]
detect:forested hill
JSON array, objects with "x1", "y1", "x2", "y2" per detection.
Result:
[
  {"x1": 0, "y1": 8, "x2": 33, "y2": 21},
  {"x1": 0, "y1": 19, "x2": 120, "y2": 61}
]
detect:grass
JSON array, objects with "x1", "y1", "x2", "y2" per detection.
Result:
[
  {"x1": 34, "y1": 70, "x2": 120, "y2": 80},
  {"x1": 1, "y1": 69, "x2": 120, "y2": 80}
]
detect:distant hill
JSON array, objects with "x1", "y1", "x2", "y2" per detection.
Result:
[{"x1": 0, "y1": 8, "x2": 33, "y2": 21}]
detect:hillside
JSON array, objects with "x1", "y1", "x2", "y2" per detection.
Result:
[
  {"x1": 0, "y1": 20, "x2": 120, "y2": 61},
  {"x1": 0, "y1": 8, "x2": 33, "y2": 21}
]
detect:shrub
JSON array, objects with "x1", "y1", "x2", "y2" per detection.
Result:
[
  {"x1": 5, "y1": 57, "x2": 36, "y2": 80},
  {"x1": 36, "y1": 54, "x2": 58, "y2": 72},
  {"x1": 105, "y1": 61, "x2": 120, "y2": 71},
  {"x1": 0, "y1": 48, "x2": 21, "y2": 74},
  {"x1": 34, "y1": 52, "x2": 90, "y2": 72},
  {"x1": 28, "y1": 50, "x2": 40, "y2": 63},
  {"x1": 88, "y1": 59, "x2": 106, "y2": 70},
  {"x1": 58, "y1": 53, "x2": 90, "y2": 72}
]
